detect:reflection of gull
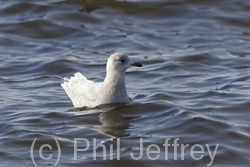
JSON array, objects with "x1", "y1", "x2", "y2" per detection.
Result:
[
  {"x1": 72, "y1": 106, "x2": 137, "y2": 158},
  {"x1": 73, "y1": 105, "x2": 136, "y2": 138},
  {"x1": 95, "y1": 109, "x2": 134, "y2": 138},
  {"x1": 61, "y1": 53, "x2": 142, "y2": 108}
]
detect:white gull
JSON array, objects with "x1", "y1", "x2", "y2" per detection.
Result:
[{"x1": 61, "y1": 52, "x2": 143, "y2": 108}]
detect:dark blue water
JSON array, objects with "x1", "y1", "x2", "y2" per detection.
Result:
[{"x1": 1, "y1": 0, "x2": 250, "y2": 166}]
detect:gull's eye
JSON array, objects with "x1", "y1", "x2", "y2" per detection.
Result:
[{"x1": 120, "y1": 59, "x2": 125, "y2": 63}]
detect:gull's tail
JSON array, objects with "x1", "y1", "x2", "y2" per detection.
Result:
[{"x1": 61, "y1": 72, "x2": 92, "y2": 108}]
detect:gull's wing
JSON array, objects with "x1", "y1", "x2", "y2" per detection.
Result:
[{"x1": 61, "y1": 72, "x2": 98, "y2": 108}]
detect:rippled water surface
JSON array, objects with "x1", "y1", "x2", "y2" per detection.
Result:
[{"x1": 1, "y1": 0, "x2": 250, "y2": 166}]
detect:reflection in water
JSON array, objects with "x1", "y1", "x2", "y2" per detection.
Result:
[
  {"x1": 94, "y1": 109, "x2": 134, "y2": 138},
  {"x1": 72, "y1": 105, "x2": 137, "y2": 159},
  {"x1": 73, "y1": 104, "x2": 137, "y2": 138}
]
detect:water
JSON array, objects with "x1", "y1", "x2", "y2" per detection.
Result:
[{"x1": 1, "y1": 0, "x2": 250, "y2": 166}]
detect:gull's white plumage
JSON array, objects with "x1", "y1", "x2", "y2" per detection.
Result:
[{"x1": 61, "y1": 53, "x2": 142, "y2": 108}]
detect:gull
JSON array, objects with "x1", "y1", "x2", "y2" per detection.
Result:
[{"x1": 61, "y1": 52, "x2": 143, "y2": 108}]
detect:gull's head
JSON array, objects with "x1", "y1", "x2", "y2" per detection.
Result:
[{"x1": 107, "y1": 52, "x2": 143, "y2": 73}]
